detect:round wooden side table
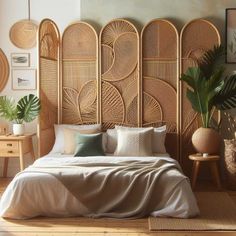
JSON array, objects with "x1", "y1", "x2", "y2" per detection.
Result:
[{"x1": 189, "y1": 154, "x2": 222, "y2": 190}]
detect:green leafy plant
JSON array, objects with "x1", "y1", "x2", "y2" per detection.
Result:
[
  {"x1": 0, "y1": 94, "x2": 41, "y2": 124},
  {"x1": 180, "y1": 45, "x2": 236, "y2": 128}
]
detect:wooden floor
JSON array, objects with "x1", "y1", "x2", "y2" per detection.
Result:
[{"x1": 0, "y1": 178, "x2": 236, "y2": 236}]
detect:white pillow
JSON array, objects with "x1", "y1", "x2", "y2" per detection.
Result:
[
  {"x1": 114, "y1": 128, "x2": 153, "y2": 156},
  {"x1": 115, "y1": 125, "x2": 167, "y2": 154},
  {"x1": 106, "y1": 129, "x2": 117, "y2": 153},
  {"x1": 115, "y1": 125, "x2": 150, "y2": 131},
  {"x1": 50, "y1": 124, "x2": 101, "y2": 153}
]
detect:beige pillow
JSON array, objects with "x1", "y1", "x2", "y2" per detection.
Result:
[
  {"x1": 51, "y1": 124, "x2": 101, "y2": 153},
  {"x1": 115, "y1": 125, "x2": 167, "y2": 154},
  {"x1": 106, "y1": 126, "x2": 155, "y2": 154},
  {"x1": 114, "y1": 128, "x2": 153, "y2": 156},
  {"x1": 64, "y1": 128, "x2": 100, "y2": 154},
  {"x1": 152, "y1": 126, "x2": 167, "y2": 154}
]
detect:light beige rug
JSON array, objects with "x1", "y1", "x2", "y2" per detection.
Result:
[{"x1": 149, "y1": 192, "x2": 236, "y2": 231}]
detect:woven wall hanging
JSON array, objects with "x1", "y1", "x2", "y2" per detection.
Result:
[
  {"x1": 0, "y1": 48, "x2": 9, "y2": 92},
  {"x1": 9, "y1": 0, "x2": 38, "y2": 49}
]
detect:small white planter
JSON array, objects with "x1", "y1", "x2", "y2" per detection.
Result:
[{"x1": 13, "y1": 124, "x2": 25, "y2": 135}]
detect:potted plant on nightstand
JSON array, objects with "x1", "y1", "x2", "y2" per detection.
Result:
[
  {"x1": 180, "y1": 45, "x2": 236, "y2": 154},
  {"x1": 0, "y1": 94, "x2": 41, "y2": 135}
]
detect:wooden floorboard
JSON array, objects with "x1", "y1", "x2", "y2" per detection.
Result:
[{"x1": 0, "y1": 178, "x2": 235, "y2": 236}]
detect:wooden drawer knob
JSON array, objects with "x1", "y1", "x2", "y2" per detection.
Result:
[
  {"x1": 7, "y1": 150, "x2": 13, "y2": 153},
  {"x1": 7, "y1": 143, "x2": 12, "y2": 146}
]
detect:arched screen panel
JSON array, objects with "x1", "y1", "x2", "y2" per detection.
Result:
[
  {"x1": 38, "y1": 19, "x2": 60, "y2": 157},
  {"x1": 100, "y1": 19, "x2": 140, "y2": 129},
  {"x1": 141, "y1": 19, "x2": 179, "y2": 160},
  {"x1": 62, "y1": 22, "x2": 98, "y2": 125},
  {"x1": 180, "y1": 19, "x2": 221, "y2": 173}
]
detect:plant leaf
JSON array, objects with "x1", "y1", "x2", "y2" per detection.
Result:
[
  {"x1": 180, "y1": 73, "x2": 195, "y2": 89},
  {"x1": 181, "y1": 67, "x2": 209, "y2": 115},
  {"x1": 17, "y1": 94, "x2": 41, "y2": 123},
  {"x1": 214, "y1": 74, "x2": 236, "y2": 110},
  {"x1": 0, "y1": 96, "x2": 17, "y2": 121},
  {"x1": 180, "y1": 67, "x2": 203, "y2": 89},
  {"x1": 198, "y1": 45, "x2": 225, "y2": 80},
  {"x1": 206, "y1": 67, "x2": 225, "y2": 108},
  {"x1": 186, "y1": 88, "x2": 205, "y2": 113}
]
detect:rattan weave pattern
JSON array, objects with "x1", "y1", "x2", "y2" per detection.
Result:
[{"x1": 0, "y1": 49, "x2": 9, "y2": 92}]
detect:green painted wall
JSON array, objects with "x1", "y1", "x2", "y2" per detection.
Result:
[{"x1": 81, "y1": 0, "x2": 235, "y2": 35}]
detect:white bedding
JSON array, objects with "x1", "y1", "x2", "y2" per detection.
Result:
[{"x1": 0, "y1": 153, "x2": 199, "y2": 219}]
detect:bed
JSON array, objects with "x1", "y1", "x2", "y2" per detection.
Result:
[
  {"x1": 0, "y1": 153, "x2": 199, "y2": 219},
  {"x1": 0, "y1": 17, "x2": 221, "y2": 220}
]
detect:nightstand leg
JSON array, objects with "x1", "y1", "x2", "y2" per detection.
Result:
[
  {"x1": 19, "y1": 142, "x2": 24, "y2": 171},
  {"x1": 192, "y1": 161, "x2": 200, "y2": 190},
  {"x1": 210, "y1": 161, "x2": 222, "y2": 190},
  {"x1": 3, "y1": 158, "x2": 9, "y2": 178},
  {"x1": 29, "y1": 140, "x2": 35, "y2": 161}
]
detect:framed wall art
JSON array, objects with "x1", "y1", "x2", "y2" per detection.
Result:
[
  {"x1": 226, "y1": 8, "x2": 236, "y2": 63},
  {"x1": 12, "y1": 69, "x2": 36, "y2": 90},
  {"x1": 11, "y1": 53, "x2": 30, "y2": 67}
]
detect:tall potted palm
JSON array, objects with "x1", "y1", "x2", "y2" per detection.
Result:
[
  {"x1": 0, "y1": 94, "x2": 41, "y2": 135},
  {"x1": 180, "y1": 45, "x2": 236, "y2": 154}
]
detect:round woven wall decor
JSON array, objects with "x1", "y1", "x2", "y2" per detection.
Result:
[
  {"x1": 9, "y1": 19, "x2": 38, "y2": 49},
  {"x1": 0, "y1": 49, "x2": 9, "y2": 92}
]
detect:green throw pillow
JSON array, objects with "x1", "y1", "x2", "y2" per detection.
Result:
[{"x1": 74, "y1": 133, "x2": 105, "y2": 156}]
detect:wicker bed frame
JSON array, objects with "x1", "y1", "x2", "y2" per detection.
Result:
[{"x1": 37, "y1": 18, "x2": 220, "y2": 171}]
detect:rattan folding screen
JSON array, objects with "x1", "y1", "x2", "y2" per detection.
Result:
[{"x1": 38, "y1": 18, "x2": 221, "y2": 171}]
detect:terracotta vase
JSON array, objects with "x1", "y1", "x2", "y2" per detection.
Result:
[{"x1": 192, "y1": 127, "x2": 221, "y2": 154}]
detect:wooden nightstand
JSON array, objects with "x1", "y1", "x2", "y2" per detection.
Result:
[
  {"x1": 189, "y1": 154, "x2": 222, "y2": 190},
  {"x1": 0, "y1": 134, "x2": 35, "y2": 177}
]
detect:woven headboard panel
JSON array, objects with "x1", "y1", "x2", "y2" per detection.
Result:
[
  {"x1": 62, "y1": 22, "x2": 98, "y2": 125},
  {"x1": 141, "y1": 19, "x2": 179, "y2": 160},
  {"x1": 38, "y1": 19, "x2": 60, "y2": 157},
  {"x1": 100, "y1": 19, "x2": 140, "y2": 129},
  {"x1": 180, "y1": 19, "x2": 221, "y2": 172}
]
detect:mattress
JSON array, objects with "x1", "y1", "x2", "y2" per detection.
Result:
[{"x1": 0, "y1": 153, "x2": 199, "y2": 219}]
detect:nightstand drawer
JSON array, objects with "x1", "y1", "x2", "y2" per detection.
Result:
[
  {"x1": 0, "y1": 141, "x2": 19, "y2": 156},
  {"x1": 0, "y1": 149, "x2": 19, "y2": 156},
  {"x1": 0, "y1": 141, "x2": 18, "y2": 149}
]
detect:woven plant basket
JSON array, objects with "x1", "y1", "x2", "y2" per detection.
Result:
[{"x1": 224, "y1": 139, "x2": 236, "y2": 190}]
